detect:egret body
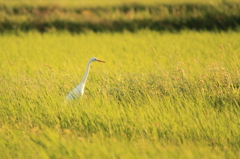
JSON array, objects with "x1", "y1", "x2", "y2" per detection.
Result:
[{"x1": 65, "y1": 57, "x2": 105, "y2": 100}]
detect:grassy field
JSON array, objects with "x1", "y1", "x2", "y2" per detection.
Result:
[
  {"x1": 0, "y1": 0, "x2": 240, "y2": 32},
  {"x1": 0, "y1": 30, "x2": 239, "y2": 158}
]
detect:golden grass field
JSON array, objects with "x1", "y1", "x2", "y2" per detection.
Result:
[{"x1": 0, "y1": 29, "x2": 239, "y2": 158}]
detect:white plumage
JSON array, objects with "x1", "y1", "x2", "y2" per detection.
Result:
[{"x1": 65, "y1": 57, "x2": 105, "y2": 100}]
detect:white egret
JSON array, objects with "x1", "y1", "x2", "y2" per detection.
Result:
[{"x1": 65, "y1": 57, "x2": 105, "y2": 100}]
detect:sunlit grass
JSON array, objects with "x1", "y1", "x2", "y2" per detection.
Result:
[{"x1": 0, "y1": 30, "x2": 239, "y2": 158}]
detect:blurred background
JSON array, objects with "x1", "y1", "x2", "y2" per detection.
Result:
[{"x1": 0, "y1": 0, "x2": 239, "y2": 33}]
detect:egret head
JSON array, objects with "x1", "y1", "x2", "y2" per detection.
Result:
[{"x1": 90, "y1": 57, "x2": 105, "y2": 63}]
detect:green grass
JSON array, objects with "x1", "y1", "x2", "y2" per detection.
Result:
[
  {"x1": 0, "y1": 0, "x2": 240, "y2": 32},
  {"x1": 0, "y1": 30, "x2": 239, "y2": 158}
]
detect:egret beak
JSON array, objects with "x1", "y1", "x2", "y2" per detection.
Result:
[{"x1": 97, "y1": 59, "x2": 105, "y2": 63}]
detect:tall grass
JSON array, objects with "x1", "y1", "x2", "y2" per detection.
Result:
[
  {"x1": 0, "y1": 30, "x2": 239, "y2": 158},
  {"x1": 0, "y1": 1, "x2": 240, "y2": 32}
]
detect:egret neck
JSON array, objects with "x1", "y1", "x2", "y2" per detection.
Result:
[{"x1": 81, "y1": 60, "x2": 92, "y2": 84}]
